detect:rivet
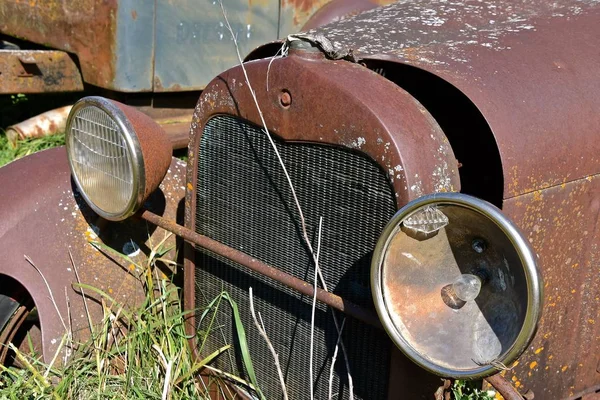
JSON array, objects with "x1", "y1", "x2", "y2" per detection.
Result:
[{"x1": 279, "y1": 90, "x2": 292, "y2": 108}]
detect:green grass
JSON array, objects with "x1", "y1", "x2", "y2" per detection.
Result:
[
  {"x1": 451, "y1": 380, "x2": 497, "y2": 400},
  {"x1": 0, "y1": 133, "x2": 66, "y2": 167},
  {"x1": 1, "y1": 93, "x2": 70, "y2": 167}
]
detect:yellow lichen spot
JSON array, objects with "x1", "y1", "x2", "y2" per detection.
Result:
[
  {"x1": 561, "y1": 365, "x2": 568, "y2": 372},
  {"x1": 588, "y1": 319, "x2": 595, "y2": 324},
  {"x1": 572, "y1": 263, "x2": 579, "y2": 269},
  {"x1": 534, "y1": 347, "x2": 544, "y2": 354},
  {"x1": 108, "y1": 288, "x2": 113, "y2": 294},
  {"x1": 549, "y1": 355, "x2": 554, "y2": 360},
  {"x1": 187, "y1": 183, "x2": 193, "y2": 191},
  {"x1": 543, "y1": 333, "x2": 550, "y2": 339},
  {"x1": 545, "y1": 366, "x2": 549, "y2": 370},
  {"x1": 528, "y1": 371, "x2": 532, "y2": 377},
  {"x1": 529, "y1": 361, "x2": 538, "y2": 369},
  {"x1": 515, "y1": 381, "x2": 521, "y2": 388},
  {"x1": 512, "y1": 360, "x2": 519, "y2": 368},
  {"x1": 586, "y1": 176, "x2": 593, "y2": 182},
  {"x1": 128, "y1": 264, "x2": 136, "y2": 271},
  {"x1": 511, "y1": 375, "x2": 518, "y2": 382},
  {"x1": 571, "y1": 289, "x2": 576, "y2": 294},
  {"x1": 578, "y1": 363, "x2": 583, "y2": 367}
]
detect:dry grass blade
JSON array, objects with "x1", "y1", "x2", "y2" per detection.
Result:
[
  {"x1": 329, "y1": 318, "x2": 346, "y2": 400},
  {"x1": 24, "y1": 255, "x2": 68, "y2": 333},
  {"x1": 248, "y1": 287, "x2": 288, "y2": 400},
  {"x1": 310, "y1": 217, "x2": 324, "y2": 400}
]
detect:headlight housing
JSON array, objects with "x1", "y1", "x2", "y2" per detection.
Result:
[
  {"x1": 66, "y1": 97, "x2": 172, "y2": 220},
  {"x1": 371, "y1": 193, "x2": 542, "y2": 379}
]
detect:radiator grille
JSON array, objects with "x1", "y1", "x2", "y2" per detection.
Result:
[{"x1": 195, "y1": 115, "x2": 397, "y2": 399}]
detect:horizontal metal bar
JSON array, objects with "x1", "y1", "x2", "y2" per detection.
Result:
[{"x1": 139, "y1": 209, "x2": 383, "y2": 329}]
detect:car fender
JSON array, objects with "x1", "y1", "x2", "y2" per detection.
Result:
[{"x1": 0, "y1": 146, "x2": 185, "y2": 361}]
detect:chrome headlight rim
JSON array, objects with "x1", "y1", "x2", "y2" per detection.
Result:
[
  {"x1": 66, "y1": 96, "x2": 146, "y2": 221},
  {"x1": 371, "y1": 192, "x2": 542, "y2": 379}
]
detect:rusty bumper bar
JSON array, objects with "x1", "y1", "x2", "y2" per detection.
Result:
[{"x1": 0, "y1": 50, "x2": 84, "y2": 94}]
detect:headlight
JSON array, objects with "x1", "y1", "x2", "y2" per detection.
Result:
[
  {"x1": 66, "y1": 97, "x2": 172, "y2": 220},
  {"x1": 371, "y1": 193, "x2": 542, "y2": 379}
]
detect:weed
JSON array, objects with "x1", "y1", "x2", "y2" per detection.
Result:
[
  {"x1": 452, "y1": 380, "x2": 497, "y2": 400},
  {"x1": 0, "y1": 236, "x2": 250, "y2": 399},
  {"x1": 0, "y1": 133, "x2": 66, "y2": 167}
]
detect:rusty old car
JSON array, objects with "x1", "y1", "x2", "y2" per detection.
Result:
[{"x1": 0, "y1": 0, "x2": 599, "y2": 399}]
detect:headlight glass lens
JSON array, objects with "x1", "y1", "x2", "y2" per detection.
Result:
[{"x1": 68, "y1": 105, "x2": 134, "y2": 216}]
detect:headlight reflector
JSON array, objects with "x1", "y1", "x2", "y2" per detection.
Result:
[{"x1": 371, "y1": 193, "x2": 542, "y2": 379}]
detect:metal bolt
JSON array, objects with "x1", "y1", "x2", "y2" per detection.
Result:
[
  {"x1": 472, "y1": 238, "x2": 487, "y2": 253},
  {"x1": 279, "y1": 90, "x2": 292, "y2": 108}
]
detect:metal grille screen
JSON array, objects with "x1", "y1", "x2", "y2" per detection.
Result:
[{"x1": 195, "y1": 115, "x2": 397, "y2": 399}]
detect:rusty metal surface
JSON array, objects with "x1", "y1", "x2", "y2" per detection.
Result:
[
  {"x1": 486, "y1": 374, "x2": 526, "y2": 400},
  {"x1": 300, "y1": 0, "x2": 380, "y2": 31},
  {"x1": 308, "y1": 0, "x2": 600, "y2": 200},
  {"x1": 0, "y1": 50, "x2": 83, "y2": 94},
  {"x1": 0, "y1": 147, "x2": 185, "y2": 363},
  {"x1": 140, "y1": 209, "x2": 382, "y2": 328},
  {"x1": 112, "y1": 100, "x2": 174, "y2": 202},
  {"x1": 6, "y1": 106, "x2": 73, "y2": 146},
  {"x1": 501, "y1": 175, "x2": 600, "y2": 399},
  {"x1": 157, "y1": 119, "x2": 191, "y2": 150},
  {"x1": 279, "y1": 0, "x2": 395, "y2": 35},
  {"x1": 0, "y1": 0, "x2": 153, "y2": 92}
]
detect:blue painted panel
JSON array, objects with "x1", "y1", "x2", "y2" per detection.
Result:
[
  {"x1": 154, "y1": 0, "x2": 279, "y2": 91},
  {"x1": 113, "y1": 0, "x2": 155, "y2": 92}
]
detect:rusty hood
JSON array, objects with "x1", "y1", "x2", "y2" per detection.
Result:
[{"x1": 308, "y1": 0, "x2": 600, "y2": 199}]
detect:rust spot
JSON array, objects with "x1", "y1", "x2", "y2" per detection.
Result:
[{"x1": 529, "y1": 361, "x2": 538, "y2": 369}]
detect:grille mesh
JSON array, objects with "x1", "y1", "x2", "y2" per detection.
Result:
[{"x1": 195, "y1": 115, "x2": 397, "y2": 399}]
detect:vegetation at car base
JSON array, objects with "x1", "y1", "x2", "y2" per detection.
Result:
[
  {"x1": 0, "y1": 235, "x2": 257, "y2": 399},
  {"x1": 451, "y1": 380, "x2": 497, "y2": 400}
]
